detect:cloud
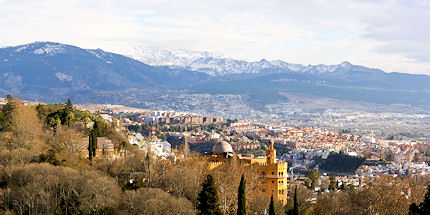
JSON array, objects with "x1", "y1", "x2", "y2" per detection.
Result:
[
  {"x1": 361, "y1": 0, "x2": 430, "y2": 63},
  {"x1": 0, "y1": 0, "x2": 429, "y2": 74}
]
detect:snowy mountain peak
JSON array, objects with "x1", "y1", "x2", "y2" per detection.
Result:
[
  {"x1": 131, "y1": 45, "x2": 223, "y2": 67},
  {"x1": 128, "y1": 45, "x2": 362, "y2": 76},
  {"x1": 12, "y1": 42, "x2": 66, "y2": 56},
  {"x1": 339, "y1": 61, "x2": 352, "y2": 67}
]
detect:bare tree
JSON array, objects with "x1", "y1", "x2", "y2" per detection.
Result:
[{"x1": 122, "y1": 188, "x2": 196, "y2": 214}]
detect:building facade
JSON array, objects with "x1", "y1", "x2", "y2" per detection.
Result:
[
  {"x1": 207, "y1": 140, "x2": 288, "y2": 206},
  {"x1": 258, "y1": 141, "x2": 288, "y2": 206}
]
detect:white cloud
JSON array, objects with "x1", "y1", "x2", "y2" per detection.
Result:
[{"x1": 0, "y1": 0, "x2": 429, "y2": 74}]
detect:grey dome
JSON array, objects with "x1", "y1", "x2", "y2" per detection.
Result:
[{"x1": 212, "y1": 141, "x2": 233, "y2": 153}]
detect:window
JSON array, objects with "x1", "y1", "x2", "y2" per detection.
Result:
[
  {"x1": 272, "y1": 172, "x2": 274, "y2": 175},
  {"x1": 262, "y1": 172, "x2": 265, "y2": 177},
  {"x1": 262, "y1": 189, "x2": 265, "y2": 193},
  {"x1": 279, "y1": 190, "x2": 281, "y2": 195},
  {"x1": 281, "y1": 190, "x2": 284, "y2": 194},
  {"x1": 272, "y1": 180, "x2": 274, "y2": 184}
]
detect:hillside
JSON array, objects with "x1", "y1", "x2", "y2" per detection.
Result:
[{"x1": 0, "y1": 42, "x2": 210, "y2": 102}]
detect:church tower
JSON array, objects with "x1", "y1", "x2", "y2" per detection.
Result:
[{"x1": 266, "y1": 139, "x2": 276, "y2": 164}]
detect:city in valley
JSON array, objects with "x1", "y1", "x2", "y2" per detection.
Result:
[
  {"x1": 2, "y1": 95, "x2": 430, "y2": 214},
  {"x1": 75, "y1": 102, "x2": 430, "y2": 182}
]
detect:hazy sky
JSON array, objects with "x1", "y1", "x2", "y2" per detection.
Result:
[{"x1": 1, "y1": 0, "x2": 429, "y2": 75}]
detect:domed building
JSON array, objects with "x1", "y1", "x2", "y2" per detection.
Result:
[{"x1": 211, "y1": 141, "x2": 234, "y2": 158}]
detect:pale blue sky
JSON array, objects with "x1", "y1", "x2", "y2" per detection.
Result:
[{"x1": 1, "y1": 0, "x2": 429, "y2": 74}]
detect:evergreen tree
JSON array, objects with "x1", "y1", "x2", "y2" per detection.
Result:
[
  {"x1": 340, "y1": 182, "x2": 346, "y2": 191},
  {"x1": 0, "y1": 111, "x2": 4, "y2": 130},
  {"x1": 146, "y1": 152, "x2": 151, "y2": 188},
  {"x1": 1, "y1": 95, "x2": 15, "y2": 131},
  {"x1": 305, "y1": 169, "x2": 321, "y2": 190},
  {"x1": 87, "y1": 129, "x2": 98, "y2": 160},
  {"x1": 293, "y1": 185, "x2": 299, "y2": 215},
  {"x1": 88, "y1": 132, "x2": 93, "y2": 161},
  {"x1": 237, "y1": 174, "x2": 246, "y2": 215},
  {"x1": 197, "y1": 174, "x2": 223, "y2": 215},
  {"x1": 269, "y1": 194, "x2": 275, "y2": 215},
  {"x1": 409, "y1": 184, "x2": 430, "y2": 214},
  {"x1": 62, "y1": 98, "x2": 74, "y2": 126},
  {"x1": 66, "y1": 98, "x2": 73, "y2": 111},
  {"x1": 328, "y1": 175, "x2": 337, "y2": 191},
  {"x1": 91, "y1": 130, "x2": 98, "y2": 157},
  {"x1": 35, "y1": 104, "x2": 46, "y2": 119}
]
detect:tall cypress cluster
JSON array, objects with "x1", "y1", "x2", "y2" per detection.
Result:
[{"x1": 88, "y1": 129, "x2": 98, "y2": 160}]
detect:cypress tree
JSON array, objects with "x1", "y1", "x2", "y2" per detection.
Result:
[
  {"x1": 66, "y1": 98, "x2": 73, "y2": 111},
  {"x1": 91, "y1": 130, "x2": 97, "y2": 157},
  {"x1": 237, "y1": 174, "x2": 246, "y2": 215},
  {"x1": 62, "y1": 98, "x2": 74, "y2": 126},
  {"x1": 269, "y1": 194, "x2": 275, "y2": 215},
  {"x1": 88, "y1": 132, "x2": 93, "y2": 161},
  {"x1": 197, "y1": 174, "x2": 223, "y2": 215},
  {"x1": 146, "y1": 152, "x2": 151, "y2": 188},
  {"x1": 293, "y1": 185, "x2": 299, "y2": 215}
]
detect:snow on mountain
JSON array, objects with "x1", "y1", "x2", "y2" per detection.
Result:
[
  {"x1": 131, "y1": 45, "x2": 223, "y2": 67},
  {"x1": 129, "y1": 45, "x2": 360, "y2": 76},
  {"x1": 87, "y1": 49, "x2": 115, "y2": 64},
  {"x1": 184, "y1": 58, "x2": 303, "y2": 76},
  {"x1": 10, "y1": 42, "x2": 115, "y2": 64},
  {"x1": 13, "y1": 42, "x2": 66, "y2": 56}
]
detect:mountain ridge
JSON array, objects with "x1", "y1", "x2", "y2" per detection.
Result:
[
  {"x1": 1, "y1": 41, "x2": 430, "y2": 114},
  {"x1": 0, "y1": 42, "x2": 211, "y2": 102},
  {"x1": 129, "y1": 45, "x2": 393, "y2": 77}
]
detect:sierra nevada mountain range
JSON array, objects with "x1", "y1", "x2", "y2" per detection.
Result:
[{"x1": 1, "y1": 42, "x2": 430, "y2": 118}]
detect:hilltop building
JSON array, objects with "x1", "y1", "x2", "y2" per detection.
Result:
[{"x1": 207, "y1": 140, "x2": 288, "y2": 206}]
